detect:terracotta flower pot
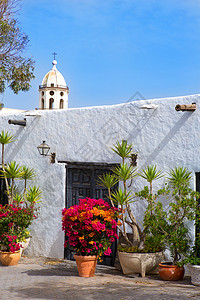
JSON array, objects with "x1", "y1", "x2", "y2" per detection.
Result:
[
  {"x1": 74, "y1": 254, "x2": 98, "y2": 277},
  {"x1": 0, "y1": 250, "x2": 21, "y2": 266},
  {"x1": 159, "y1": 262, "x2": 185, "y2": 281}
]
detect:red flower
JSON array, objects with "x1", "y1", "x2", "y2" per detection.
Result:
[{"x1": 62, "y1": 198, "x2": 119, "y2": 258}]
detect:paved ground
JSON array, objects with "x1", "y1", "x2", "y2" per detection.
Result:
[{"x1": 1, "y1": 256, "x2": 200, "y2": 300}]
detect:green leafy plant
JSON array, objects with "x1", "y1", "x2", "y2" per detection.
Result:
[
  {"x1": 0, "y1": 130, "x2": 15, "y2": 167},
  {"x1": 98, "y1": 140, "x2": 200, "y2": 264},
  {"x1": 97, "y1": 173, "x2": 118, "y2": 207},
  {"x1": 1, "y1": 161, "x2": 22, "y2": 203},
  {"x1": 0, "y1": 0, "x2": 35, "y2": 97},
  {"x1": 118, "y1": 242, "x2": 162, "y2": 253},
  {"x1": 140, "y1": 165, "x2": 164, "y2": 195},
  {"x1": 0, "y1": 130, "x2": 42, "y2": 252},
  {"x1": 110, "y1": 140, "x2": 133, "y2": 163},
  {"x1": 0, "y1": 130, "x2": 15, "y2": 202},
  {"x1": 98, "y1": 140, "x2": 165, "y2": 252},
  {"x1": 150, "y1": 167, "x2": 200, "y2": 265},
  {"x1": 20, "y1": 166, "x2": 36, "y2": 198},
  {"x1": 178, "y1": 249, "x2": 200, "y2": 267}
]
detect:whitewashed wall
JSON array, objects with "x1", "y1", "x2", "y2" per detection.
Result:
[{"x1": 0, "y1": 93, "x2": 200, "y2": 258}]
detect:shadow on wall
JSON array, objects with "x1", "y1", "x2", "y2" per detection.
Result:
[
  {"x1": 142, "y1": 112, "x2": 193, "y2": 167},
  {"x1": 73, "y1": 106, "x2": 157, "y2": 163},
  {"x1": 6, "y1": 116, "x2": 41, "y2": 162}
]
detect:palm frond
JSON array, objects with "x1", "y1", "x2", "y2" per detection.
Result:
[
  {"x1": 1, "y1": 161, "x2": 22, "y2": 179},
  {"x1": 14, "y1": 193, "x2": 23, "y2": 205},
  {"x1": 0, "y1": 130, "x2": 15, "y2": 145},
  {"x1": 111, "y1": 140, "x2": 134, "y2": 159},
  {"x1": 26, "y1": 186, "x2": 42, "y2": 204},
  {"x1": 111, "y1": 188, "x2": 133, "y2": 206},
  {"x1": 112, "y1": 163, "x2": 137, "y2": 182},
  {"x1": 167, "y1": 167, "x2": 191, "y2": 188},
  {"x1": 97, "y1": 173, "x2": 118, "y2": 189},
  {"x1": 140, "y1": 165, "x2": 164, "y2": 183},
  {"x1": 20, "y1": 166, "x2": 36, "y2": 180}
]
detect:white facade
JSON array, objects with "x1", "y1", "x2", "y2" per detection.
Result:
[
  {"x1": 0, "y1": 94, "x2": 200, "y2": 258},
  {"x1": 39, "y1": 60, "x2": 69, "y2": 110}
]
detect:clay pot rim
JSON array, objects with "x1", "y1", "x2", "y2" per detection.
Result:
[
  {"x1": 118, "y1": 250, "x2": 164, "y2": 255},
  {"x1": 74, "y1": 254, "x2": 97, "y2": 257},
  {"x1": 0, "y1": 250, "x2": 20, "y2": 254},
  {"x1": 74, "y1": 254, "x2": 97, "y2": 260},
  {"x1": 159, "y1": 262, "x2": 183, "y2": 268}
]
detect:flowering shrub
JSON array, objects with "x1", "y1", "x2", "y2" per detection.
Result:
[
  {"x1": 0, "y1": 233, "x2": 20, "y2": 252},
  {"x1": 0, "y1": 202, "x2": 38, "y2": 252},
  {"x1": 62, "y1": 198, "x2": 119, "y2": 259}
]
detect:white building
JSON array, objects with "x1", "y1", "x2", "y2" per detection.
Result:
[{"x1": 0, "y1": 61, "x2": 200, "y2": 260}]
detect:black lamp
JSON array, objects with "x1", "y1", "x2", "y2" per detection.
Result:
[{"x1": 37, "y1": 141, "x2": 56, "y2": 163}]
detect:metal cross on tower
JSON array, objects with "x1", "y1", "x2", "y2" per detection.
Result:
[{"x1": 52, "y1": 52, "x2": 57, "y2": 60}]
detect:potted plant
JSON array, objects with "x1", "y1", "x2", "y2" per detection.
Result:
[
  {"x1": 0, "y1": 186, "x2": 41, "y2": 265},
  {"x1": 0, "y1": 232, "x2": 21, "y2": 265},
  {"x1": 180, "y1": 248, "x2": 200, "y2": 285},
  {"x1": 0, "y1": 130, "x2": 42, "y2": 265},
  {"x1": 177, "y1": 203, "x2": 200, "y2": 285},
  {"x1": 152, "y1": 167, "x2": 200, "y2": 281},
  {"x1": 98, "y1": 140, "x2": 165, "y2": 277},
  {"x1": 62, "y1": 197, "x2": 119, "y2": 277}
]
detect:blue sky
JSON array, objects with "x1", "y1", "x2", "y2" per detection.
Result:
[{"x1": 2, "y1": 0, "x2": 200, "y2": 110}]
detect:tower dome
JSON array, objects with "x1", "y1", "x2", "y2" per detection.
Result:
[{"x1": 39, "y1": 60, "x2": 69, "y2": 110}]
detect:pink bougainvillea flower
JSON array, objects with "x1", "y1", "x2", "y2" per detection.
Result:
[{"x1": 62, "y1": 198, "x2": 119, "y2": 259}]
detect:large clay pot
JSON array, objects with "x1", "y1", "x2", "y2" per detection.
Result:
[
  {"x1": 188, "y1": 264, "x2": 200, "y2": 286},
  {"x1": 0, "y1": 250, "x2": 21, "y2": 266},
  {"x1": 118, "y1": 251, "x2": 164, "y2": 277},
  {"x1": 74, "y1": 254, "x2": 98, "y2": 277},
  {"x1": 159, "y1": 262, "x2": 185, "y2": 281}
]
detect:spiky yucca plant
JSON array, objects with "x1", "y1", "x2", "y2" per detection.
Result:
[
  {"x1": 98, "y1": 140, "x2": 165, "y2": 250},
  {"x1": 0, "y1": 130, "x2": 41, "y2": 205}
]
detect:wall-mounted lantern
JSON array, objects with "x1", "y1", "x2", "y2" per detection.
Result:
[{"x1": 37, "y1": 141, "x2": 56, "y2": 163}]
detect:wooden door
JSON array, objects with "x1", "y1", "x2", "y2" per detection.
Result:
[
  {"x1": 65, "y1": 163, "x2": 118, "y2": 266},
  {"x1": 0, "y1": 173, "x2": 8, "y2": 205}
]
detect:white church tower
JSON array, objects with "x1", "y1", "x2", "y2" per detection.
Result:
[{"x1": 39, "y1": 60, "x2": 69, "y2": 110}]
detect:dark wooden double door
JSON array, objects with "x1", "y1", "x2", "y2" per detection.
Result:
[{"x1": 65, "y1": 162, "x2": 118, "y2": 266}]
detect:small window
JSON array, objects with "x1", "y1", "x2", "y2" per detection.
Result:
[
  {"x1": 50, "y1": 91, "x2": 54, "y2": 96},
  {"x1": 60, "y1": 99, "x2": 64, "y2": 109},
  {"x1": 49, "y1": 98, "x2": 54, "y2": 109},
  {"x1": 41, "y1": 98, "x2": 44, "y2": 110},
  {"x1": 51, "y1": 83, "x2": 54, "y2": 87},
  {"x1": 41, "y1": 91, "x2": 44, "y2": 96},
  {"x1": 60, "y1": 92, "x2": 64, "y2": 96}
]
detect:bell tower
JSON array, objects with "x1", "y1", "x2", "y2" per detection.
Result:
[{"x1": 39, "y1": 59, "x2": 69, "y2": 110}]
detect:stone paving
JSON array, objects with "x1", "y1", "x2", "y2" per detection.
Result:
[{"x1": 1, "y1": 256, "x2": 200, "y2": 300}]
